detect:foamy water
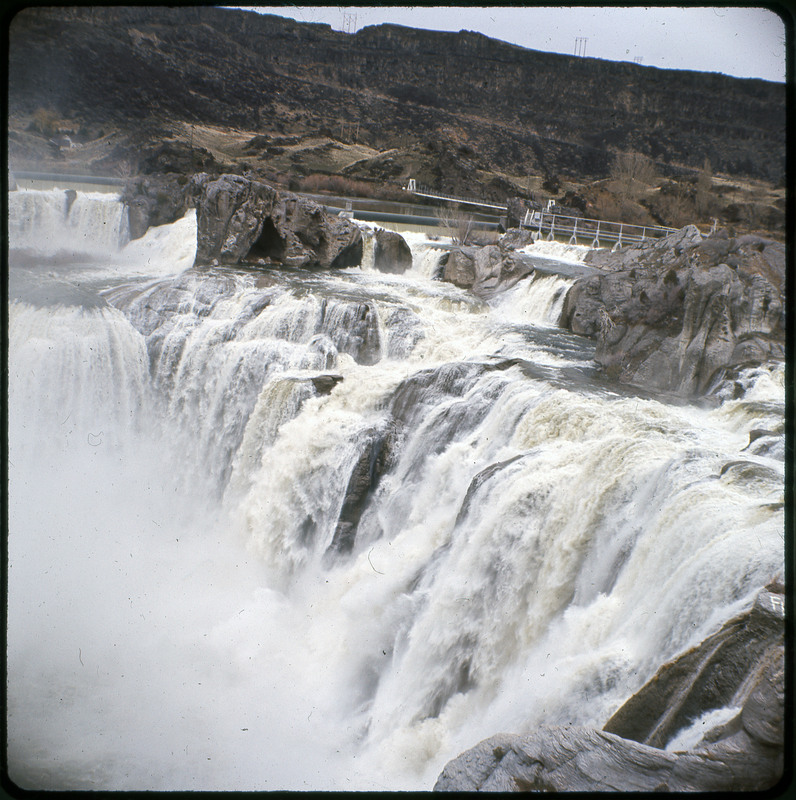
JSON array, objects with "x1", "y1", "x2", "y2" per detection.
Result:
[{"x1": 7, "y1": 190, "x2": 784, "y2": 790}]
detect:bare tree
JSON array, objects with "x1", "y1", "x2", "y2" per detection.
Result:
[
  {"x1": 435, "y1": 202, "x2": 475, "y2": 245},
  {"x1": 611, "y1": 152, "x2": 658, "y2": 201},
  {"x1": 115, "y1": 158, "x2": 137, "y2": 179},
  {"x1": 695, "y1": 157, "x2": 713, "y2": 217}
]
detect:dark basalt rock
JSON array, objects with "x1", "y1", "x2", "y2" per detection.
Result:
[
  {"x1": 560, "y1": 226, "x2": 785, "y2": 396},
  {"x1": 373, "y1": 228, "x2": 413, "y2": 274},
  {"x1": 603, "y1": 588, "x2": 784, "y2": 748},
  {"x1": 310, "y1": 374, "x2": 344, "y2": 396},
  {"x1": 324, "y1": 425, "x2": 396, "y2": 560},
  {"x1": 498, "y1": 227, "x2": 537, "y2": 251},
  {"x1": 434, "y1": 588, "x2": 784, "y2": 792},
  {"x1": 9, "y1": 7, "x2": 784, "y2": 197},
  {"x1": 188, "y1": 173, "x2": 363, "y2": 269}
]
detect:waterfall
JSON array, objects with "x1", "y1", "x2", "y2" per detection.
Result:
[
  {"x1": 7, "y1": 190, "x2": 784, "y2": 791},
  {"x1": 9, "y1": 188, "x2": 130, "y2": 257}
]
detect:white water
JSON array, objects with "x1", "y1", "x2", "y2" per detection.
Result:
[
  {"x1": 7, "y1": 191, "x2": 785, "y2": 790},
  {"x1": 520, "y1": 239, "x2": 593, "y2": 264}
]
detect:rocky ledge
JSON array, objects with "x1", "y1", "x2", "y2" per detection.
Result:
[
  {"x1": 434, "y1": 584, "x2": 785, "y2": 792},
  {"x1": 439, "y1": 244, "x2": 534, "y2": 298},
  {"x1": 186, "y1": 173, "x2": 363, "y2": 269},
  {"x1": 559, "y1": 226, "x2": 785, "y2": 396}
]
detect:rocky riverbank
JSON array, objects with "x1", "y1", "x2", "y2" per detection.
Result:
[
  {"x1": 434, "y1": 583, "x2": 785, "y2": 792},
  {"x1": 559, "y1": 226, "x2": 785, "y2": 396},
  {"x1": 122, "y1": 170, "x2": 786, "y2": 400}
]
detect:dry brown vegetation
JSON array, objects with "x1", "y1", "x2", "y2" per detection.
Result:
[{"x1": 435, "y1": 203, "x2": 476, "y2": 245}]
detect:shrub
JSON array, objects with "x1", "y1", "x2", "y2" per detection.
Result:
[
  {"x1": 29, "y1": 107, "x2": 62, "y2": 137},
  {"x1": 435, "y1": 203, "x2": 476, "y2": 245},
  {"x1": 610, "y1": 152, "x2": 658, "y2": 201}
]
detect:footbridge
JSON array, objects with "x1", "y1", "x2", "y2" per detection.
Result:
[{"x1": 403, "y1": 178, "x2": 508, "y2": 212}]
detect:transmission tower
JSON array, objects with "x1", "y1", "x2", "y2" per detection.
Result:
[
  {"x1": 342, "y1": 12, "x2": 357, "y2": 34},
  {"x1": 574, "y1": 36, "x2": 588, "y2": 57},
  {"x1": 634, "y1": 56, "x2": 643, "y2": 64}
]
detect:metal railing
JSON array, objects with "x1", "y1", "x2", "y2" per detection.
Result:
[
  {"x1": 404, "y1": 179, "x2": 507, "y2": 212},
  {"x1": 521, "y1": 210, "x2": 680, "y2": 249}
]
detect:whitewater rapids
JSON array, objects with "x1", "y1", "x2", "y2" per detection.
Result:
[{"x1": 7, "y1": 190, "x2": 785, "y2": 790}]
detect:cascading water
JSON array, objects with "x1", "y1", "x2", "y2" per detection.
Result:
[{"x1": 7, "y1": 189, "x2": 785, "y2": 790}]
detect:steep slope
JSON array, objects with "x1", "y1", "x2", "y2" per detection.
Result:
[{"x1": 7, "y1": 5, "x2": 785, "y2": 188}]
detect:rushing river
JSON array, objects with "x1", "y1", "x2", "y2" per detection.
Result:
[{"x1": 6, "y1": 189, "x2": 785, "y2": 790}]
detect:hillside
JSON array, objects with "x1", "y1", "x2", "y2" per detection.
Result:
[{"x1": 7, "y1": 5, "x2": 786, "y2": 234}]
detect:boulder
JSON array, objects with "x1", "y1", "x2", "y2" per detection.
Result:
[
  {"x1": 560, "y1": 226, "x2": 785, "y2": 395},
  {"x1": 506, "y1": 197, "x2": 533, "y2": 229},
  {"x1": 434, "y1": 588, "x2": 784, "y2": 792},
  {"x1": 373, "y1": 229, "x2": 413, "y2": 273},
  {"x1": 123, "y1": 173, "x2": 189, "y2": 240},
  {"x1": 188, "y1": 173, "x2": 363, "y2": 269},
  {"x1": 310, "y1": 374, "x2": 343, "y2": 395},
  {"x1": 442, "y1": 245, "x2": 533, "y2": 298},
  {"x1": 498, "y1": 228, "x2": 537, "y2": 251}
]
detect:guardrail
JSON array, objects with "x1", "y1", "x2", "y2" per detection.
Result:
[
  {"x1": 11, "y1": 170, "x2": 125, "y2": 187},
  {"x1": 522, "y1": 210, "x2": 679, "y2": 249}
]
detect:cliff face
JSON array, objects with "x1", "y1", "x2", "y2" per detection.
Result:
[
  {"x1": 8, "y1": 6, "x2": 785, "y2": 185},
  {"x1": 434, "y1": 586, "x2": 785, "y2": 792},
  {"x1": 560, "y1": 227, "x2": 786, "y2": 396}
]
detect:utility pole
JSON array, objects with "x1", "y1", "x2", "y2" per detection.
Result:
[{"x1": 574, "y1": 36, "x2": 588, "y2": 57}]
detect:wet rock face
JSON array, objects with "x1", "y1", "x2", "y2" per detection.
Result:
[
  {"x1": 560, "y1": 227, "x2": 785, "y2": 396},
  {"x1": 603, "y1": 588, "x2": 784, "y2": 748},
  {"x1": 442, "y1": 245, "x2": 534, "y2": 298},
  {"x1": 434, "y1": 587, "x2": 785, "y2": 792},
  {"x1": 188, "y1": 173, "x2": 362, "y2": 269},
  {"x1": 123, "y1": 174, "x2": 189, "y2": 240},
  {"x1": 373, "y1": 229, "x2": 413, "y2": 274}
]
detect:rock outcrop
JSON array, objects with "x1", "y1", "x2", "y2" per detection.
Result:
[
  {"x1": 373, "y1": 229, "x2": 413, "y2": 274},
  {"x1": 560, "y1": 227, "x2": 785, "y2": 395},
  {"x1": 441, "y1": 245, "x2": 534, "y2": 298},
  {"x1": 123, "y1": 174, "x2": 189, "y2": 240},
  {"x1": 9, "y1": 7, "x2": 785, "y2": 187},
  {"x1": 434, "y1": 586, "x2": 784, "y2": 792},
  {"x1": 604, "y1": 585, "x2": 785, "y2": 748},
  {"x1": 188, "y1": 173, "x2": 363, "y2": 269},
  {"x1": 498, "y1": 228, "x2": 537, "y2": 252}
]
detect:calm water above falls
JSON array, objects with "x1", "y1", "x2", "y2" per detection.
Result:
[{"x1": 7, "y1": 190, "x2": 784, "y2": 790}]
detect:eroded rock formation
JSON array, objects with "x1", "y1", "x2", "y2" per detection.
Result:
[
  {"x1": 123, "y1": 174, "x2": 188, "y2": 240},
  {"x1": 560, "y1": 227, "x2": 785, "y2": 395},
  {"x1": 434, "y1": 586, "x2": 785, "y2": 792},
  {"x1": 188, "y1": 173, "x2": 363, "y2": 269},
  {"x1": 440, "y1": 245, "x2": 534, "y2": 298}
]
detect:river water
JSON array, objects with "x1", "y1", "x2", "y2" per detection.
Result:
[{"x1": 6, "y1": 189, "x2": 785, "y2": 790}]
